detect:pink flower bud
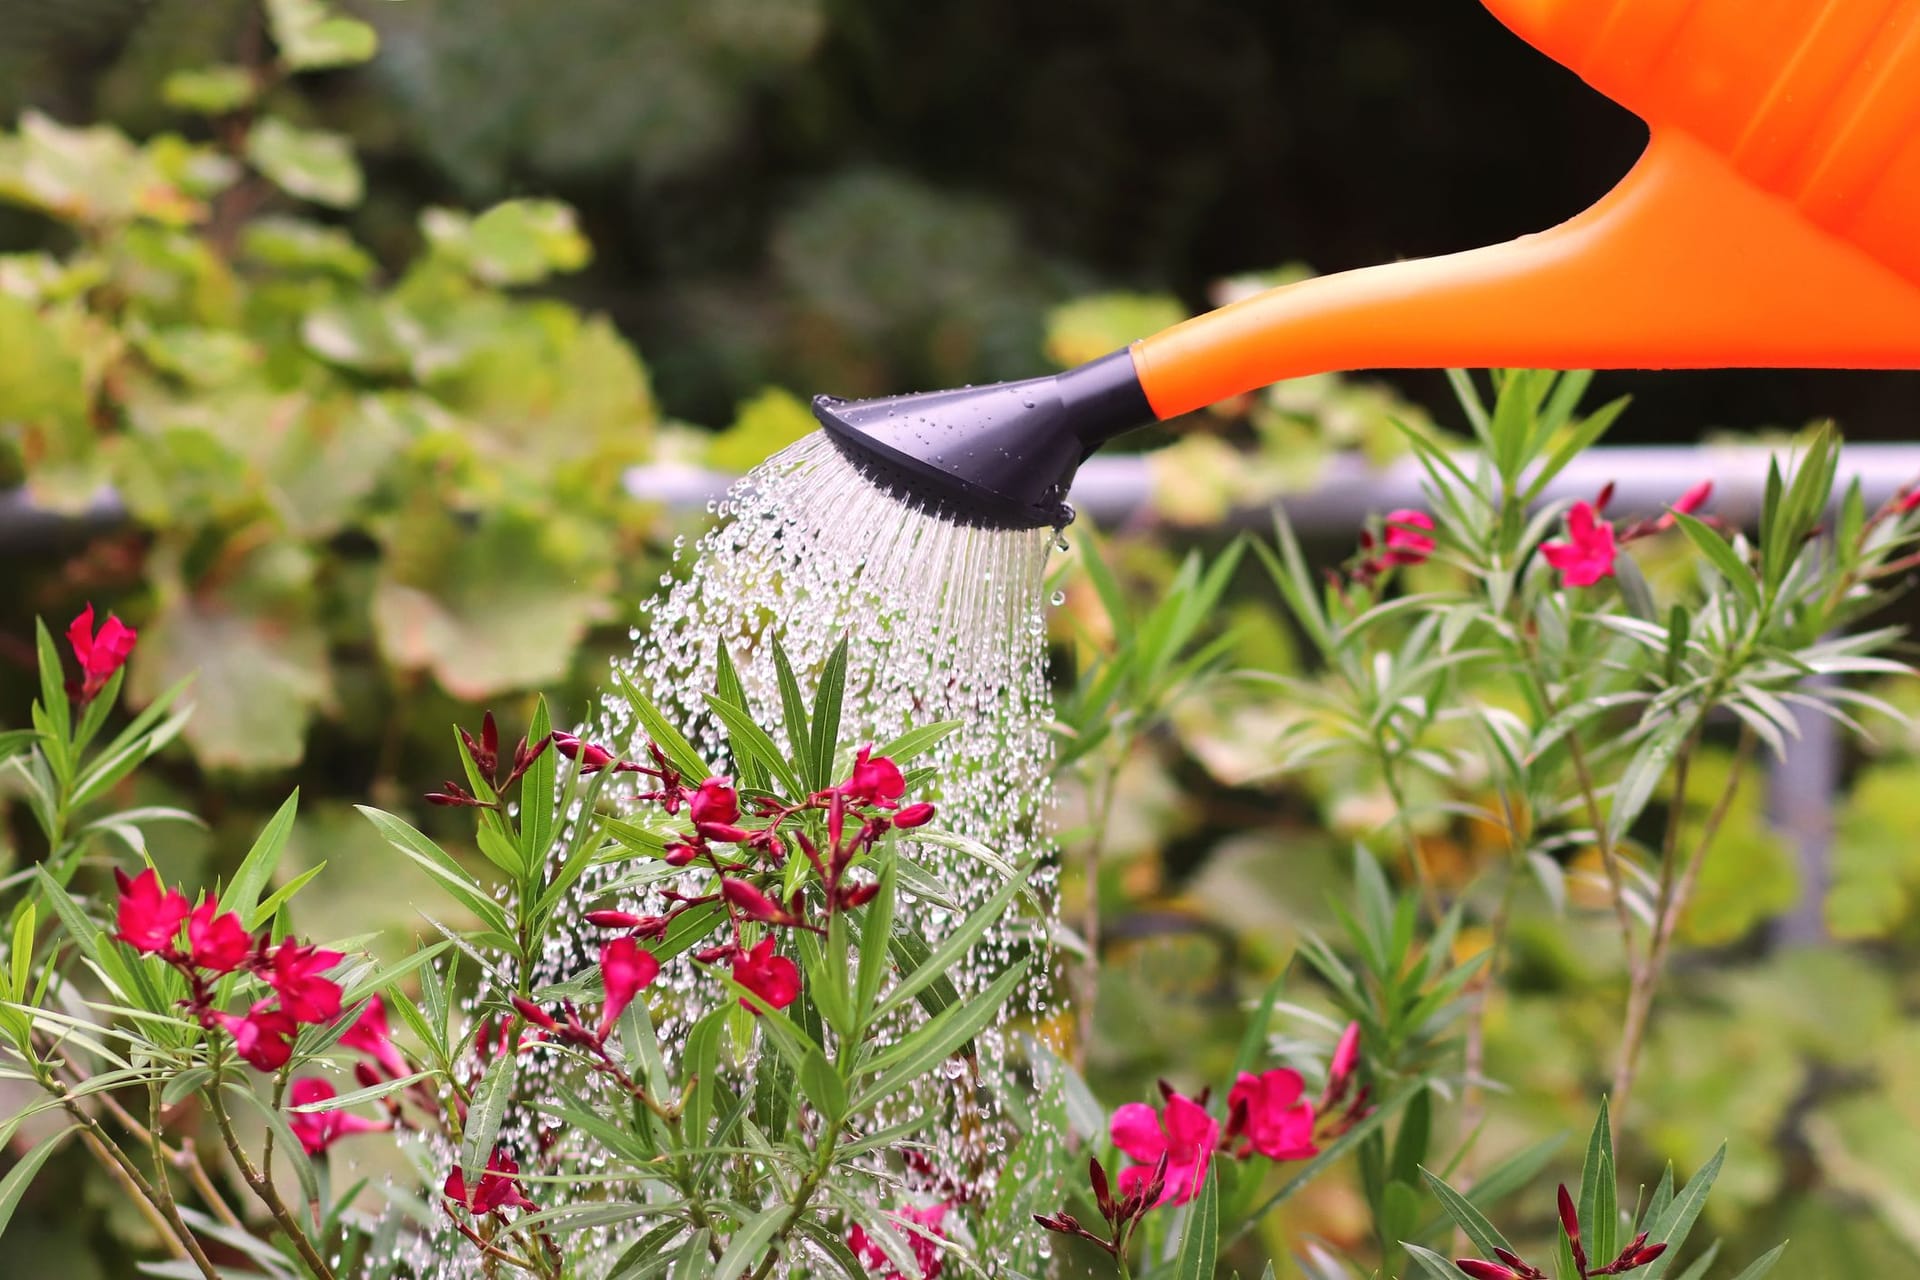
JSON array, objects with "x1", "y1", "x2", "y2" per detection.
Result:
[
  {"x1": 892, "y1": 802, "x2": 936, "y2": 829},
  {"x1": 510, "y1": 996, "x2": 557, "y2": 1033},
  {"x1": 552, "y1": 732, "x2": 615, "y2": 773},
  {"x1": 597, "y1": 936, "x2": 660, "y2": 1040},
  {"x1": 1456, "y1": 1262, "x2": 1522, "y2": 1280},
  {"x1": 697, "y1": 823, "x2": 754, "y2": 844},
  {"x1": 585, "y1": 910, "x2": 645, "y2": 929},
  {"x1": 663, "y1": 841, "x2": 703, "y2": 867},
  {"x1": 1672, "y1": 479, "x2": 1712, "y2": 517},
  {"x1": 721, "y1": 878, "x2": 790, "y2": 923},
  {"x1": 1382, "y1": 509, "x2": 1436, "y2": 566}
]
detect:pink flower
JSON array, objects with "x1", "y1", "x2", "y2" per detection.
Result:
[
  {"x1": 597, "y1": 936, "x2": 660, "y2": 1039},
  {"x1": 1226, "y1": 1069, "x2": 1318, "y2": 1161},
  {"x1": 113, "y1": 868, "x2": 190, "y2": 954},
  {"x1": 688, "y1": 778, "x2": 740, "y2": 827},
  {"x1": 217, "y1": 1001, "x2": 299, "y2": 1072},
  {"x1": 731, "y1": 937, "x2": 800, "y2": 1014},
  {"x1": 287, "y1": 1079, "x2": 388, "y2": 1155},
  {"x1": 341, "y1": 997, "x2": 409, "y2": 1080},
  {"x1": 1110, "y1": 1089, "x2": 1219, "y2": 1207},
  {"x1": 186, "y1": 899, "x2": 252, "y2": 973},
  {"x1": 892, "y1": 802, "x2": 935, "y2": 829},
  {"x1": 67, "y1": 604, "x2": 137, "y2": 703},
  {"x1": 1540, "y1": 502, "x2": 1617, "y2": 587},
  {"x1": 265, "y1": 941, "x2": 344, "y2": 1025},
  {"x1": 445, "y1": 1149, "x2": 538, "y2": 1216},
  {"x1": 1383, "y1": 509, "x2": 1436, "y2": 566},
  {"x1": 840, "y1": 745, "x2": 905, "y2": 806},
  {"x1": 848, "y1": 1203, "x2": 947, "y2": 1280}
]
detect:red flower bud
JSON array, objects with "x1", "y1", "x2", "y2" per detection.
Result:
[
  {"x1": 697, "y1": 823, "x2": 754, "y2": 844},
  {"x1": 510, "y1": 996, "x2": 557, "y2": 1032},
  {"x1": 552, "y1": 732, "x2": 615, "y2": 773},
  {"x1": 721, "y1": 878, "x2": 792, "y2": 924},
  {"x1": 1382, "y1": 508, "x2": 1436, "y2": 566},
  {"x1": 1457, "y1": 1262, "x2": 1522, "y2": 1280},
  {"x1": 663, "y1": 841, "x2": 703, "y2": 867},
  {"x1": 892, "y1": 802, "x2": 935, "y2": 829},
  {"x1": 1628, "y1": 1244, "x2": 1667, "y2": 1268},
  {"x1": 585, "y1": 910, "x2": 645, "y2": 929},
  {"x1": 1558, "y1": 1184, "x2": 1587, "y2": 1274}
]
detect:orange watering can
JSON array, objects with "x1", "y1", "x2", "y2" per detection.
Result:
[{"x1": 813, "y1": 0, "x2": 1920, "y2": 529}]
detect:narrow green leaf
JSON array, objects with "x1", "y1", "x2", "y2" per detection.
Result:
[
  {"x1": 0, "y1": 1126, "x2": 73, "y2": 1240},
  {"x1": 871, "y1": 720, "x2": 963, "y2": 767},
  {"x1": 797, "y1": 1046, "x2": 847, "y2": 1126},
  {"x1": 1723, "y1": 1242, "x2": 1786, "y2": 1280},
  {"x1": 857, "y1": 958, "x2": 1030, "y2": 1108},
  {"x1": 770, "y1": 636, "x2": 810, "y2": 756},
  {"x1": 223, "y1": 1082, "x2": 320, "y2": 1213},
  {"x1": 9, "y1": 904, "x2": 35, "y2": 1003},
  {"x1": 615, "y1": 668, "x2": 710, "y2": 783},
  {"x1": 874, "y1": 862, "x2": 1032, "y2": 1020},
  {"x1": 1402, "y1": 1241, "x2": 1463, "y2": 1280},
  {"x1": 1578, "y1": 1098, "x2": 1614, "y2": 1261},
  {"x1": 220, "y1": 791, "x2": 301, "y2": 925},
  {"x1": 713, "y1": 1203, "x2": 787, "y2": 1280},
  {"x1": 1672, "y1": 512, "x2": 1760, "y2": 612},
  {"x1": 519, "y1": 697, "x2": 557, "y2": 875},
  {"x1": 460, "y1": 1052, "x2": 518, "y2": 1182},
  {"x1": 706, "y1": 694, "x2": 804, "y2": 799},
  {"x1": 809, "y1": 635, "x2": 849, "y2": 792},
  {"x1": 291, "y1": 1070, "x2": 437, "y2": 1112},
  {"x1": 355, "y1": 806, "x2": 512, "y2": 937},
  {"x1": 1421, "y1": 1166, "x2": 1514, "y2": 1263},
  {"x1": 1172, "y1": 1155, "x2": 1219, "y2": 1280},
  {"x1": 1642, "y1": 1144, "x2": 1726, "y2": 1280}
]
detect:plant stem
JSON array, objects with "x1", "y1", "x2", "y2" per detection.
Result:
[
  {"x1": 1375, "y1": 733, "x2": 1444, "y2": 928},
  {"x1": 1609, "y1": 727, "x2": 1753, "y2": 1136},
  {"x1": 207, "y1": 1068, "x2": 339, "y2": 1280},
  {"x1": 744, "y1": 1128, "x2": 842, "y2": 1280},
  {"x1": 1074, "y1": 760, "x2": 1121, "y2": 1072},
  {"x1": 1457, "y1": 826, "x2": 1523, "y2": 1188},
  {"x1": 43, "y1": 1076, "x2": 219, "y2": 1279}
]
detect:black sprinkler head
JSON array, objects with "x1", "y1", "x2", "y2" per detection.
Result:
[{"x1": 811, "y1": 348, "x2": 1157, "y2": 530}]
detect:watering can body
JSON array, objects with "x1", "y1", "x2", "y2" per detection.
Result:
[
  {"x1": 812, "y1": 0, "x2": 1920, "y2": 528},
  {"x1": 1132, "y1": 0, "x2": 1920, "y2": 416}
]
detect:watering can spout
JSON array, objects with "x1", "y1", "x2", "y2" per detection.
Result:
[
  {"x1": 811, "y1": 0, "x2": 1920, "y2": 529},
  {"x1": 1129, "y1": 128, "x2": 1920, "y2": 418}
]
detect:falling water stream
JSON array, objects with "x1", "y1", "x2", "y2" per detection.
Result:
[{"x1": 406, "y1": 433, "x2": 1069, "y2": 1277}]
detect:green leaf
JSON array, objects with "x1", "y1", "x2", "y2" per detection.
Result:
[
  {"x1": 220, "y1": 791, "x2": 300, "y2": 925},
  {"x1": 161, "y1": 65, "x2": 258, "y2": 115},
  {"x1": 1401, "y1": 1242, "x2": 1464, "y2": 1280},
  {"x1": 1609, "y1": 717, "x2": 1692, "y2": 847},
  {"x1": 9, "y1": 904, "x2": 35, "y2": 1004},
  {"x1": 1642, "y1": 1144, "x2": 1726, "y2": 1280},
  {"x1": 460, "y1": 1052, "x2": 518, "y2": 1182},
  {"x1": 1421, "y1": 1166, "x2": 1514, "y2": 1263},
  {"x1": 856, "y1": 958, "x2": 1029, "y2": 1108},
  {"x1": 1172, "y1": 1156, "x2": 1219, "y2": 1280},
  {"x1": 797, "y1": 1045, "x2": 847, "y2": 1126},
  {"x1": 1579, "y1": 1098, "x2": 1616, "y2": 1264},
  {"x1": 246, "y1": 117, "x2": 363, "y2": 208},
  {"x1": 771, "y1": 636, "x2": 810, "y2": 756},
  {"x1": 264, "y1": 0, "x2": 379, "y2": 70},
  {"x1": 871, "y1": 720, "x2": 963, "y2": 767},
  {"x1": 354, "y1": 806, "x2": 513, "y2": 938},
  {"x1": 421, "y1": 199, "x2": 590, "y2": 287},
  {"x1": 809, "y1": 636, "x2": 849, "y2": 792},
  {"x1": 0, "y1": 1126, "x2": 74, "y2": 1240},
  {"x1": 519, "y1": 697, "x2": 557, "y2": 874},
  {"x1": 874, "y1": 860, "x2": 1032, "y2": 1020},
  {"x1": 706, "y1": 695, "x2": 803, "y2": 799},
  {"x1": 615, "y1": 668, "x2": 711, "y2": 784},
  {"x1": 711, "y1": 1203, "x2": 787, "y2": 1280},
  {"x1": 855, "y1": 859, "x2": 897, "y2": 1023},
  {"x1": 1672, "y1": 512, "x2": 1760, "y2": 612},
  {"x1": 33, "y1": 619, "x2": 71, "y2": 768},
  {"x1": 291, "y1": 1070, "x2": 438, "y2": 1112},
  {"x1": 1724, "y1": 1242, "x2": 1788, "y2": 1280}
]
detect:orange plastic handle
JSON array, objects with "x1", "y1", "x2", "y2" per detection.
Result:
[{"x1": 1131, "y1": 0, "x2": 1920, "y2": 420}]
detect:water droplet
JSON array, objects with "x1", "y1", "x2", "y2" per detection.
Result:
[{"x1": 1049, "y1": 590, "x2": 1066, "y2": 607}]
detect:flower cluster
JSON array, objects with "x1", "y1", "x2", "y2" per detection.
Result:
[
  {"x1": 1346, "y1": 509, "x2": 1439, "y2": 587},
  {"x1": 285, "y1": 997, "x2": 416, "y2": 1156},
  {"x1": 67, "y1": 603, "x2": 137, "y2": 704},
  {"x1": 1455, "y1": 1184, "x2": 1667, "y2": 1280},
  {"x1": 113, "y1": 868, "x2": 343, "y2": 1072},
  {"x1": 1038, "y1": 1022, "x2": 1367, "y2": 1254},
  {"x1": 1539, "y1": 479, "x2": 1713, "y2": 588},
  {"x1": 568, "y1": 736, "x2": 932, "y2": 1018}
]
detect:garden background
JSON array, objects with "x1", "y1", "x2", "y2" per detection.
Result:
[{"x1": 3, "y1": 0, "x2": 1919, "y2": 1275}]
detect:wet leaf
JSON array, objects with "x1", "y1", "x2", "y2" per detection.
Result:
[{"x1": 246, "y1": 117, "x2": 363, "y2": 208}]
